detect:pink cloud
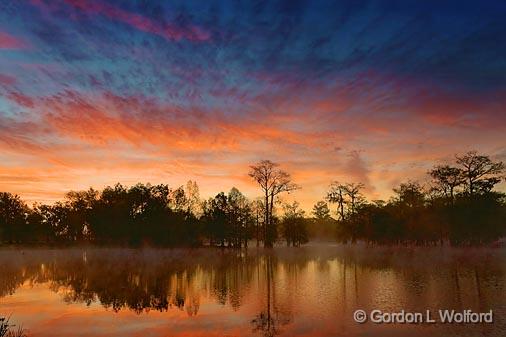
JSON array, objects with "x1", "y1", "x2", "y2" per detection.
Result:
[
  {"x1": 0, "y1": 31, "x2": 28, "y2": 49},
  {"x1": 7, "y1": 92, "x2": 35, "y2": 108},
  {"x1": 1, "y1": 77, "x2": 505, "y2": 209},
  {"x1": 0, "y1": 74, "x2": 16, "y2": 86},
  {"x1": 57, "y1": 0, "x2": 210, "y2": 42}
]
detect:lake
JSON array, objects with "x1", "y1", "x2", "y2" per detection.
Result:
[{"x1": 0, "y1": 245, "x2": 505, "y2": 337}]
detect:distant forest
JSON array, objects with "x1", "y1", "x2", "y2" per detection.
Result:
[{"x1": 0, "y1": 151, "x2": 505, "y2": 247}]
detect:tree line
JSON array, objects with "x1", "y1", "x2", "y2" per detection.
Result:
[
  {"x1": 0, "y1": 151, "x2": 504, "y2": 247},
  {"x1": 0, "y1": 178, "x2": 306, "y2": 248},
  {"x1": 325, "y1": 151, "x2": 506, "y2": 245}
]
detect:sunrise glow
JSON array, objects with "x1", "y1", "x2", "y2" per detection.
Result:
[{"x1": 1, "y1": 1, "x2": 505, "y2": 209}]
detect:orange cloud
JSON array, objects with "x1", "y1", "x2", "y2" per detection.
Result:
[{"x1": 1, "y1": 76, "x2": 505, "y2": 210}]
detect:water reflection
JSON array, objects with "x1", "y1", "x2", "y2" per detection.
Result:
[
  {"x1": 0, "y1": 246, "x2": 505, "y2": 337},
  {"x1": 251, "y1": 254, "x2": 291, "y2": 337},
  {"x1": 1, "y1": 249, "x2": 261, "y2": 315}
]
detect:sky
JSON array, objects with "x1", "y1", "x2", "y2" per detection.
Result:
[{"x1": 0, "y1": 0, "x2": 505, "y2": 210}]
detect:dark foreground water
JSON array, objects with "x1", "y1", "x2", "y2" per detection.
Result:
[{"x1": 0, "y1": 245, "x2": 505, "y2": 337}]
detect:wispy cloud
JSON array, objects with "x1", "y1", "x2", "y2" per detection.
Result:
[
  {"x1": 0, "y1": 31, "x2": 28, "y2": 49},
  {"x1": 30, "y1": 0, "x2": 211, "y2": 42},
  {"x1": 0, "y1": 0, "x2": 505, "y2": 208}
]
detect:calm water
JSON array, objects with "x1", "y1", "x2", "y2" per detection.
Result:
[{"x1": 0, "y1": 245, "x2": 505, "y2": 337}]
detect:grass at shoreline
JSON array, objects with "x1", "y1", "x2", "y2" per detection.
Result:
[{"x1": 0, "y1": 317, "x2": 26, "y2": 337}]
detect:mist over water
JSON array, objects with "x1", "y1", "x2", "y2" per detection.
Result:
[{"x1": 0, "y1": 244, "x2": 505, "y2": 337}]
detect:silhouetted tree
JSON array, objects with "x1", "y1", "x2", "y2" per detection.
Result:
[
  {"x1": 202, "y1": 188, "x2": 254, "y2": 248},
  {"x1": 323, "y1": 152, "x2": 506, "y2": 246},
  {"x1": 87, "y1": 183, "x2": 132, "y2": 244},
  {"x1": 344, "y1": 183, "x2": 365, "y2": 215},
  {"x1": 228, "y1": 187, "x2": 254, "y2": 248},
  {"x1": 249, "y1": 160, "x2": 299, "y2": 247},
  {"x1": 326, "y1": 182, "x2": 347, "y2": 221},
  {"x1": 447, "y1": 192, "x2": 506, "y2": 245},
  {"x1": 252, "y1": 198, "x2": 266, "y2": 247},
  {"x1": 307, "y1": 201, "x2": 336, "y2": 239},
  {"x1": 1, "y1": 151, "x2": 504, "y2": 248},
  {"x1": 456, "y1": 151, "x2": 504, "y2": 196},
  {"x1": 0, "y1": 193, "x2": 28, "y2": 244},
  {"x1": 63, "y1": 188, "x2": 98, "y2": 242},
  {"x1": 327, "y1": 182, "x2": 365, "y2": 242},
  {"x1": 327, "y1": 182, "x2": 365, "y2": 221},
  {"x1": 312, "y1": 201, "x2": 331, "y2": 220},
  {"x1": 280, "y1": 202, "x2": 308, "y2": 247},
  {"x1": 393, "y1": 181, "x2": 425, "y2": 208},
  {"x1": 203, "y1": 192, "x2": 228, "y2": 246},
  {"x1": 429, "y1": 165, "x2": 464, "y2": 203}
]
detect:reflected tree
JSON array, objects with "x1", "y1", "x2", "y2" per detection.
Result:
[{"x1": 251, "y1": 254, "x2": 291, "y2": 337}]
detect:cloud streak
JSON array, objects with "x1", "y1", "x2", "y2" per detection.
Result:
[
  {"x1": 31, "y1": 0, "x2": 211, "y2": 42},
  {"x1": 0, "y1": 31, "x2": 28, "y2": 49},
  {"x1": 0, "y1": 0, "x2": 505, "y2": 208}
]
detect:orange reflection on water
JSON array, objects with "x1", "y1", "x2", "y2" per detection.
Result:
[{"x1": 0, "y1": 246, "x2": 505, "y2": 337}]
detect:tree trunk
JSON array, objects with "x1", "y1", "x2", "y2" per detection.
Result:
[
  {"x1": 256, "y1": 209, "x2": 260, "y2": 247},
  {"x1": 265, "y1": 193, "x2": 275, "y2": 248},
  {"x1": 264, "y1": 190, "x2": 269, "y2": 245}
]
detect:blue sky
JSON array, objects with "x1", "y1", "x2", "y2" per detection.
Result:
[{"x1": 1, "y1": 0, "x2": 505, "y2": 207}]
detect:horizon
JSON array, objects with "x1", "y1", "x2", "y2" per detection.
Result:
[
  {"x1": 1, "y1": 151, "x2": 504, "y2": 215},
  {"x1": 1, "y1": 1, "x2": 506, "y2": 211}
]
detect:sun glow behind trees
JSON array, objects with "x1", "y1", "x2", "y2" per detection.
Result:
[{"x1": 0, "y1": 152, "x2": 504, "y2": 247}]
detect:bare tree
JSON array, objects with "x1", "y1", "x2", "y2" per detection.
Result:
[
  {"x1": 327, "y1": 182, "x2": 364, "y2": 220},
  {"x1": 249, "y1": 160, "x2": 299, "y2": 247},
  {"x1": 456, "y1": 151, "x2": 504, "y2": 196},
  {"x1": 344, "y1": 182, "x2": 365, "y2": 215},
  {"x1": 429, "y1": 165, "x2": 463, "y2": 203},
  {"x1": 252, "y1": 198, "x2": 265, "y2": 247},
  {"x1": 326, "y1": 182, "x2": 347, "y2": 221}
]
